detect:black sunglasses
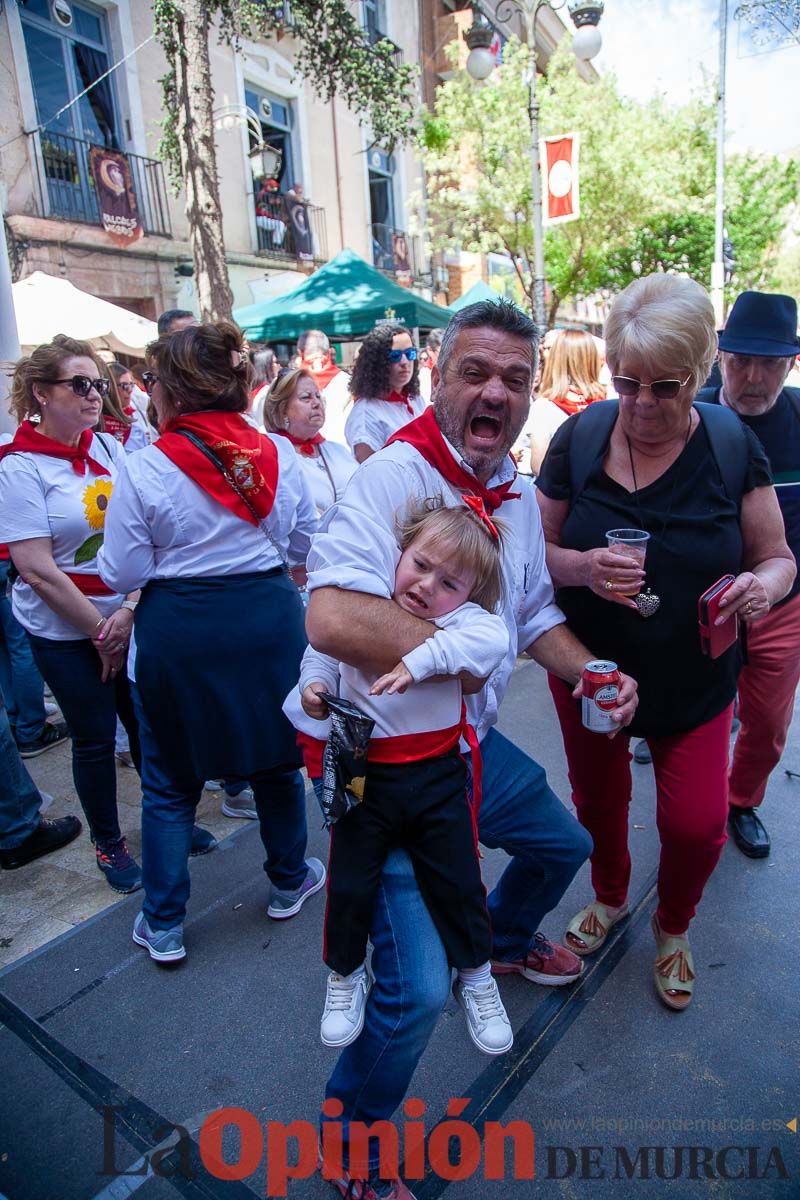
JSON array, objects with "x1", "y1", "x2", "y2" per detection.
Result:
[
  {"x1": 612, "y1": 375, "x2": 691, "y2": 401},
  {"x1": 141, "y1": 372, "x2": 160, "y2": 396},
  {"x1": 43, "y1": 375, "x2": 111, "y2": 398}
]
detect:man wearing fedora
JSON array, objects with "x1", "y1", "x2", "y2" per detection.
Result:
[{"x1": 699, "y1": 290, "x2": 800, "y2": 858}]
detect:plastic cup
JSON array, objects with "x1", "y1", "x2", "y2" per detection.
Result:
[{"x1": 605, "y1": 529, "x2": 649, "y2": 594}]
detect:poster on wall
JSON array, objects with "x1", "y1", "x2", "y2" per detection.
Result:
[
  {"x1": 285, "y1": 197, "x2": 314, "y2": 262},
  {"x1": 539, "y1": 133, "x2": 580, "y2": 226},
  {"x1": 89, "y1": 147, "x2": 143, "y2": 246}
]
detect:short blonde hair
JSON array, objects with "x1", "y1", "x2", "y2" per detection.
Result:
[
  {"x1": 604, "y1": 273, "x2": 717, "y2": 394},
  {"x1": 262, "y1": 368, "x2": 313, "y2": 433},
  {"x1": 397, "y1": 499, "x2": 505, "y2": 613}
]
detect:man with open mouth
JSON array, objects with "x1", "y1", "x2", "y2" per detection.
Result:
[{"x1": 305, "y1": 300, "x2": 639, "y2": 1200}]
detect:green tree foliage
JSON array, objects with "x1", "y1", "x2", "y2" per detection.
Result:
[{"x1": 419, "y1": 39, "x2": 798, "y2": 324}]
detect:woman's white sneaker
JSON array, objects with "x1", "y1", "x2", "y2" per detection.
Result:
[
  {"x1": 454, "y1": 978, "x2": 513, "y2": 1055},
  {"x1": 321, "y1": 969, "x2": 372, "y2": 1048}
]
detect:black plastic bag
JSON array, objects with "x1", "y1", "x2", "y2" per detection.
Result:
[{"x1": 319, "y1": 693, "x2": 375, "y2": 827}]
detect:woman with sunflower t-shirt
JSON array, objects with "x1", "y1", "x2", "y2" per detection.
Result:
[{"x1": 0, "y1": 338, "x2": 153, "y2": 893}]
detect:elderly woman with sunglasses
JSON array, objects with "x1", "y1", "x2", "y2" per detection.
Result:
[
  {"x1": 0, "y1": 336, "x2": 144, "y2": 893},
  {"x1": 345, "y1": 322, "x2": 426, "y2": 463},
  {"x1": 535, "y1": 274, "x2": 795, "y2": 1011},
  {"x1": 97, "y1": 322, "x2": 321, "y2": 964}
]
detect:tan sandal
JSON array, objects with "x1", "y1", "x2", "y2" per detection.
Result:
[
  {"x1": 651, "y1": 915, "x2": 695, "y2": 1011},
  {"x1": 564, "y1": 900, "x2": 629, "y2": 956}
]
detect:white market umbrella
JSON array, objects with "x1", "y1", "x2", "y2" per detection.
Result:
[{"x1": 12, "y1": 271, "x2": 157, "y2": 357}]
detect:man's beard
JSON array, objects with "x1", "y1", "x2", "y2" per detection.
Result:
[{"x1": 433, "y1": 388, "x2": 527, "y2": 478}]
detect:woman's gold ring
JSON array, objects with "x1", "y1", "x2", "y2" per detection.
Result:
[
  {"x1": 744, "y1": 601, "x2": 753, "y2": 616},
  {"x1": 605, "y1": 580, "x2": 614, "y2": 591}
]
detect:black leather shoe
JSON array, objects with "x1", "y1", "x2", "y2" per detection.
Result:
[
  {"x1": 0, "y1": 816, "x2": 82, "y2": 870},
  {"x1": 727, "y1": 806, "x2": 770, "y2": 859}
]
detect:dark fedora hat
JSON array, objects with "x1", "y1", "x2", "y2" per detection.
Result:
[{"x1": 719, "y1": 291, "x2": 800, "y2": 358}]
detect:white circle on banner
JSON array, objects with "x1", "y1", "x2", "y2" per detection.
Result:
[{"x1": 548, "y1": 159, "x2": 573, "y2": 198}]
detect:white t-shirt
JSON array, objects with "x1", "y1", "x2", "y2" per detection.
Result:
[
  {"x1": 307, "y1": 435, "x2": 565, "y2": 743},
  {"x1": 0, "y1": 432, "x2": 126, "y2": 639},
  {"x1": 344, "y1": 395, "x2": 427, "y2": 455},
  {"x1": 294, "y1": 441, "x2": 357, "y2": 515},
  {"x1": 97, "y1": 431, "x2": 319, "y2": 595},
  {"x1": 320, "y1": 371, "x2": 352, "y2": 446},
  {"x1": 528, "y1": 397, "x2": 568, "y2": 476},
  {"x1": 295, "y1": 601, "x2": 509, "y2": 745}
]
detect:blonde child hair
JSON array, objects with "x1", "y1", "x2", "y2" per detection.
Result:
[{"x1": 397, "y1": 498, "x2": 505, "y2": 614}]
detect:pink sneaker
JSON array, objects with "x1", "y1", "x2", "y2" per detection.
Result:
[
  {"x1": 321, "y1": 1159, "x2": 418, "y2": 1199},
  {"x1": 491, "y1": 932, "x2": 583, "y2": 986}
]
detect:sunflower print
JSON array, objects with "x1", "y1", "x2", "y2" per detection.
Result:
[{"x1": 82, "y1": 479, "x2": 113, "y2": 531}]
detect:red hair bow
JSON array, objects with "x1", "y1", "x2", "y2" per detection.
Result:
[{"x1": 461, "y1": 492, "x2": 500, "y2": 541}]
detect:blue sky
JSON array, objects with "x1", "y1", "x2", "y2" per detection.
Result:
[{"x1": 592, "y1": 0, "x2": 799, "y2": 156}]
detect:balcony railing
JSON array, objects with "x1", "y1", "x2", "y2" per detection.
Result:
[
  {"x1": 362, "y1": 3, "x2": 403, "y2": 65},
  {"x1": 370, "y1": 224, "x2": 421, "y2": 282},
  {"x1": 28, "y1": 130, "x2": 172, "y2": 239},
  {"x1": 254, "y1": 194, "x2": 328, "y2": 265}
]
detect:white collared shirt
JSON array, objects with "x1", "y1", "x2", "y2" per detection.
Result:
[
  {"x1": 98, "y1": 431, "x2": 318, "y2": 594},
  {"x1": 306, "y1": 435, "x2": 565, "y2": 742},
  {"x1": 344, "y1": 395, "x2": 427, "y2": 454},
  {"x1": 294, "y1": 441, "x2": 357, "y2": 515}
]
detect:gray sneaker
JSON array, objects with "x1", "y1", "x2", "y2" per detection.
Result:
[
  {"x1": 132, "y1": 912, "x2": 186, "y2": 963},
  {"x1": 267, "y1": 857, "x2": 326, "y2": 919},
  {"x1": 222, "y1": 786, "x2": 257, "y2": 820}
]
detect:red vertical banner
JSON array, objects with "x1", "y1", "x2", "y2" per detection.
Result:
[{"x1": 539, "y1": 133, "x2": 580, "y2": 226}]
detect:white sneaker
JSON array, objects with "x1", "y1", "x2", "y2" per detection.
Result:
[
  {"x1": 204, "y1": 779, "x2": 223, "y2": 792},
  {"x1": 455, "y1": 978, "x2": 513, "y2": 1056},
  {"x1": 320, "y1": 969, "x2": 372, "y2": 1048},
  {"x1": 221, "y1": 786, "x2": 257, "y2": 820}
]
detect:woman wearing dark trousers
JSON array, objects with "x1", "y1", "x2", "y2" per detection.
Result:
[{"x1": 98, "y1": 321, "x2": 322, "y2": 964}]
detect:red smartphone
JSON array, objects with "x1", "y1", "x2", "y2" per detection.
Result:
[{"x1": 698, "y1": 575, "x2": 738, "y2": 658}]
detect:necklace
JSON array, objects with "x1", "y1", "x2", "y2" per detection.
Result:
[{"x1": 624, "y1": 416, "x2": 692, "y2": 618}]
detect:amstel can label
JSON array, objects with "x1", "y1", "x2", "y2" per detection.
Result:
[{"x1": 582, "y1": 660, "x2": 621, "y2": 732}]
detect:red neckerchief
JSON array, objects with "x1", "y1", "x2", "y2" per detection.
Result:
[
  {"x1": 550, "y1": 389, "x2": 604, "y2": 416},
  {"x1": 276, "y1": 429, "x2": 325, "y2": 457},
  {"x1": 461, "y1": 493, "x2": 500, "y2": 541},
  {"x1": 384, "y1": 390, "x2": 416, "y2": 416},
  {"x1": 156, "y1": 411, "x2": 278, "y2": 525},
  {"x1": 386, "y1": 406, "x2": 520, "y2": 514},
  {"x1": 102, "y1": 411, "x2": 132, "y2": 445},
  {"x1": 301, "y1": 359, "x2": 340, "y2": 391},
  {"x1": 0, "y1": 421, "x2": 111, "y2": 477}
]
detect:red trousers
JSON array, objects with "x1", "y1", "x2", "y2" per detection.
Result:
[
  {"x1": 729, "y1": 592, "x2": 800, "y2": 810},
  {"x1": 549, "y1": 676, "x2": 732, "y2": 935}
]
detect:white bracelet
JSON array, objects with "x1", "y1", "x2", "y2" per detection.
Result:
[{"x1": 121, "y1": 599, "x2": 138, "y2": 613}]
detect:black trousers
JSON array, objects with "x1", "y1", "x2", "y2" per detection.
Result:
[{"x1": 324, "y1": 750, "x2": 491, "y2": 976}]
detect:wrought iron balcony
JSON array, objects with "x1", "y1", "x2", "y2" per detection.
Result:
[
  {"x1": 28, "y1": 130, "x2": 172, "y2": 239},
  {"x1": 254, "y1": 193, "x2": 328, "y2": 265},
  {"x1": 362, "y1": 3, "x2": 404, "y2": 65},
  {"x1": 370, "y1": 224, "x2": 420, "y2": 281}
]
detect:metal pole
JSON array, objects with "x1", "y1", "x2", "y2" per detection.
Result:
[
  {"x1": 0, "y1": 201, "x2": 21, "y2": 434},
  {"x1": 527, "y1": 33, "x2": 547, "y2": 335},
  {"x1": 711, "y1": 0, "x2": 727, "y2": 327}
]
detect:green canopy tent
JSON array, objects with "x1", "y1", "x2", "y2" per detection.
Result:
[
  {"x1": 449, "y1": 280, "x2": 526, "y2": 312},
  {"x1": 234, "y1": 248, "x2": 452, "y2": 342}
]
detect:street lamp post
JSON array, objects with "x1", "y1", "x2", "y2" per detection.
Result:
[{"x1": 465, "y1": 0, "x2": 604, "y2": 333}]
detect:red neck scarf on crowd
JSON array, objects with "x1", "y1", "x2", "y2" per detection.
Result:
[
  {"x1": 386, "y1": 406, "x2": 520, "y2": 514},
  {"x1": 302, "y1": 358, "x2": 340, "y2": 391},
  {"x1": 276, "y1": 429, "x2": 324, "y2": 457},
  {"x1": 550, "y1": 389, "x2": 603, "y2": 417},
  {"x1": 0, "y1": 420, "x2": 111, "y2": 477},
  {"x1": 384, "y1": 390, "x2": 416, "y2": 416},
  {"x1": 156, "y1": 411, "x2": 278, "y2": 525},
  {"x1": 102, "y1": 408, "x2": 134, "y2": 446}
]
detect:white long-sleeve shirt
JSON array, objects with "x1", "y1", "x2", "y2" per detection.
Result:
[
  {"x1": 306, "y1": 434, "x2": 565, "y2": 743},
  {"x1": 295, "y1": 601, "x2": 509, "y2": 746},
  {"x1": 98, "y1": 430, "x2": 318, "y2": 594}
]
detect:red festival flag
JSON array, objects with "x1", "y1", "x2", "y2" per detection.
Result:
[{"x1": 539, "y1": 133, "x2": 580, "y2": 226}]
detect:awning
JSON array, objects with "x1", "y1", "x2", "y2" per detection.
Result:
[
  {"x1": 12, "y1": 272, "x2": 157, "y2": 357},
  {"x1": 234, "y1": 248, "x2": 452, "y2": 342}
]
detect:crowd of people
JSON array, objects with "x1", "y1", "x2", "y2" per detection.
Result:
[{"x1": 0, "y1": 279, "x2": 798, "y2": 1200}]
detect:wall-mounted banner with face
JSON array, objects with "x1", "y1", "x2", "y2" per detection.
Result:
[
  {"x1": 539, "y1": 133, "x2": 580, "y2": 226},
  {"x1": 88, "y1": 147, "x2": 143, "y2": 246}
]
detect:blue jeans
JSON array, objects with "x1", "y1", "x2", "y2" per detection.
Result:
[
  {"x1": 0, "y1": 562, "x2": 46, "y2": 744},
  {"x1": 0, "y1": 684, "x2": 43, "y2": 849},
  {"x1": 133, "y1": 689, "x2": 309, "y2": 929},
  {"x1": 28, "y1": 634, "x2": 140, "y2": 843},
  {"x1": 323, "y1": 727, "x2": 592, "y2": 1168}
]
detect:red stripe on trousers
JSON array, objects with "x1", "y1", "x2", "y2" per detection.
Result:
[
  {"x1": 729, "y1": 592, "x2": 800, "y2": 809},
  {"x1": 548, "y1": 674, "x2": 732, "y2": 936}
]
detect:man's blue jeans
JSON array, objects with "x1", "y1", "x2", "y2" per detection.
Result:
[
  {"x1": 0, "y1": 685, "x2": 42, "y2": 849},
  {"x1": 0, "y1": 562, "x2": 46, "y2": 744},
  {"x1": 133, "y1": 689, "x2": 310, "y2": 929},
  {"x1": 323, "y1": 727, "x2": 592, "y2": 1168}
]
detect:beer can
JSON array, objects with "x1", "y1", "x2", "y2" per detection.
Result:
[{"x1": 582, "y1": 660, "x2": 621, "y2": 732}]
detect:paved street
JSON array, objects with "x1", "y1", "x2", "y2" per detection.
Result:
[{"x1": 1, "y1": 658, "x2": 798, "y2": 1198}]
